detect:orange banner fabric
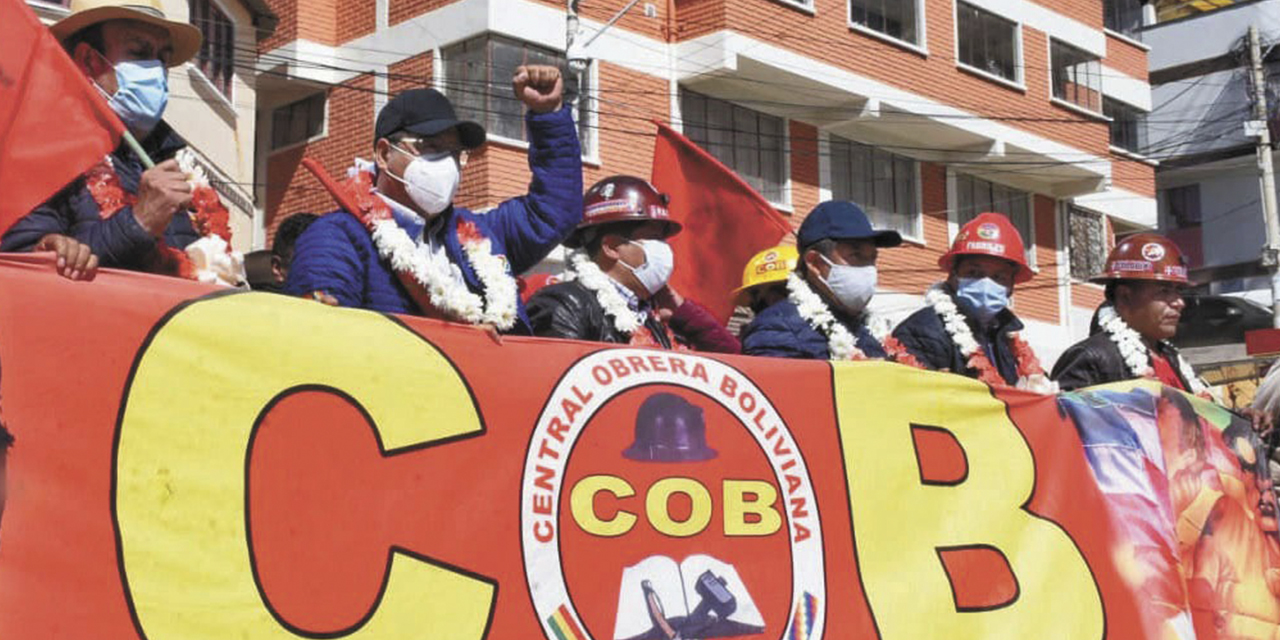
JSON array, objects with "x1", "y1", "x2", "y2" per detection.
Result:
[{"x1": 0, "y1": 254, "x2": 1275, "y2": 640}]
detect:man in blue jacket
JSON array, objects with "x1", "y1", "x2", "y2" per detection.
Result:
[
  {"x1": 285, "y1": 66, "x2": 583, "y2": 336},
  {"x1": 1, "y1": 0, "x2": 204, "y2": 273},
  {"x1": 741, "y1": 201, "x2": 901, "y2": 360}
]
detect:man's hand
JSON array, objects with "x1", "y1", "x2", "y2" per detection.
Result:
[
  {"x1": 513, "y1": 65, "x2": 563, "y2": 114},
  {"x1": 651, "y1": 286, "x2": 685, "y2": 323},
  {"x1": 304, "y1": 290, "x2": 340, "y2": 306},
  {"x1": 133, "y1": 159, "x2": 193, "y2": 237},
  {"x1": 36, "y1": 234, "x2": 98, "y2": 281}
]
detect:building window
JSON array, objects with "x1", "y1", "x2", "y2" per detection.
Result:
[
  {"x1": 441, "y1": 34, "x2": 591, "y2": 153},
  {"x1": 191, "y1": 0, "x2": 235, "y2": 98},
  {"x1": 830, "y1": 136, "x2": 919, "y2": 238},
  {"x1": 1104, "y1": 97, "x2": 1147, "y2": 154},
  {"x1": 956, "y1": 1, "x2": 1018, "y2": 83},
  {"x1": 1051, "y1": 39, "x2": 1102, "y2": 113},
  {"x1": 1069, "y1": 206, "x2": 1108, "y2": 280},
  {"x1": 954, "y1": 173, "x2": 1034, "y2": 264},
  {"x1": 680, "y1": 88, "x2": 787, "y2": 204},
  {"x1": 271, "y1": 93, "x2": 326, "y2": 151},
  {"x1": 850, "y1": 0, "x2": 920, "y2": 45},
  {"x1": 1165, "y1": 184, "x2": 1202, "y2": 228},
  {"x1": 1104, "y1": 0, "x2": 1144, "y2": 35}
]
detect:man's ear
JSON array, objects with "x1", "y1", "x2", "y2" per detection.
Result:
[
  {"x1": 373, "y1": 138, "x2": 393, "y2": 173},
  {"x1": 802, "y1": 248, "x2": 827, "y2": 279},
  {"x1": 270, "y1": 254, "x2": 285, "y2": 284},
  {"x1": 600, "y1": 233, "x2": 627, "y2": 261},
  {"x1": 72, "y1": 43, "x2": 107, "y2": 78}
]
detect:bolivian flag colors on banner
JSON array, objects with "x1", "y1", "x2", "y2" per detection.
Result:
[{"x1": 0, "y1": 253, "x2": 1277, "y2": 640}]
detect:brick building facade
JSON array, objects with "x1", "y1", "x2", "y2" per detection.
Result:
[{"x1": 252, "y1": 0, "x2": 1154, "y2": 365}]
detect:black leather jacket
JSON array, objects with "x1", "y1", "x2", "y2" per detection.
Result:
[
  {"x1": 1051, "y1": 331, "x2": 1194, "y2": 392},
  {"x1": 527, "y1": 279, "x2": 676, "y2": 347}
]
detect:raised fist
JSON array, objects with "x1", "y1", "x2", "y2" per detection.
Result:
[{"x1": 512, "y1": 65, "x2": 563, "y2": 114}]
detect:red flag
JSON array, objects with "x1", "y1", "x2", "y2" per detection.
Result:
[
  {"x1": 650, "y1": 121, "x2": 792, "y2": 323},
  {"x1": 0, "y1": 0, "x2": 125, "y2": 236}
]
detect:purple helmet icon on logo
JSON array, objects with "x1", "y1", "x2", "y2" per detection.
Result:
[{"x1": 623, "y1": 393, "x2": 717, "y2": 463}]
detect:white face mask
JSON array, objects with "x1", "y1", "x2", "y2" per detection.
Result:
[
  {"x1": 820, "y1": 255, "x2": 877, "y2": 314},
  {"x1": 385, "y1": 145, "x2": 460, "y2": 216},
  {"x1": 620, "y1": 239, "x2": 674, "y2": 296}
]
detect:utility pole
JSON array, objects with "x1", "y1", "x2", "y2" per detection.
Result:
[{"x1": 1248, "y1": 25, "x2": 1280, "y2": 327}]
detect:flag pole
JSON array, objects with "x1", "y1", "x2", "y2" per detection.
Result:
[{"x1": 120, "y1": 130, "x2": 155, "y2": 170}]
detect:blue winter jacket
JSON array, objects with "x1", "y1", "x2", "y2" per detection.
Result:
[
  {"x1": 0, "y1": 121, "x2": 198, "y2": 267},
  {"x1": 741, "y1": 299, "x2": 887, "y2": 360},
  {"x1": 890, "y1": 288, "x2": 1024, "y2": 385},
  {"x1": 284, "y1": 107, "x2": 583, "y2": 335}
]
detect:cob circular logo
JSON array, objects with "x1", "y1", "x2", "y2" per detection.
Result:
[
  {"x1": 521, "y1": 350, "x2": 826, "y2": 640},
  {"x1": 1141, "y1": 242, "x2": 1166, "y2": 262},
  {"x1": 977, "y1": 223, "x2": 1001, "y2": 240}
]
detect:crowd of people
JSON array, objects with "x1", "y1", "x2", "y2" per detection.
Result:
[{"x1": 4, "y1": 0, "x2": 1269, "y2": 416}]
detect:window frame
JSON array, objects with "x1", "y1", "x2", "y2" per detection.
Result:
[
  {"x1": 439, "y1": 33, "x2": 595, "y2": 158},
  {"x1": 828, "y1": 134, "x2": 924, "y2": 242},
  {"x1": 953, "y1": 0, "x2": 1024, "y2": 90},
  {"x1": 948, "y1": 169, "x2": 1038, "y2": 269},
  {"x1": 1165, "y1": 184, "x2": 1202, "y2": 228},
  {"x1": 1103, "y1": 0, "x2": 1144, "y2": 37},
  {"x1": 189, "y1": 0, "x2": 236, "y2": 105},
  {"x1": 268, "y1": 92, "x2": 329, "y2": 154},
  {"x1": 678, "y1": 87, "x2": 791, "y2": 208},
  {"x1": 848, "y1": 0, "x2": 928, "y2": 55},
  {"x1": 1103, "y1": 96, "x2": 1147, "y2": 155},
  {"x1": 1049, "y1": 37, "x2": 1104, "y2": 117}
]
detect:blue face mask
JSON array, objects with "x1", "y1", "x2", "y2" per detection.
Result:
[
  {"x1": 105, "y1": 59, "x2": 169, "y2": 135},
  {"x1": 955, "y1": 277, "x2": 1010, "y2": 324}
]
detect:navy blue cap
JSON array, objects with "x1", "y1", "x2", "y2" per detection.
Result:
[
  {"x1": 375, "y1": 89, "x2": 486, "y2": 149},
  {"x1": 796, "y1": 201, "x2": 903, "y2": 250}
]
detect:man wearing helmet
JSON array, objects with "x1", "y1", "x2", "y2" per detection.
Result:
[
  {"x1": 741, "y1": 201, "x2": 902, "y2": 360},
  {"x1": 1052, "y1": 233, "x2": 1205, "y2": 393},
  {"x1": 527, "y1": 176, "x2": 739, "y2": 352},
  {"x1": 890, "y1": 212, "x2": 1051, "y2": 390},
  {"x1": 734, "y1": 245, "x2": 797, "y2": 317}
]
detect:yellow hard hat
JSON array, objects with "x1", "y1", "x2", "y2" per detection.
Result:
[{"x1": 733, "y1": 245, "x2": 798, "y2": 306}]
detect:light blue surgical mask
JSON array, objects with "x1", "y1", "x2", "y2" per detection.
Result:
[
  {"x1": 955, "y1": 277, "x2": 1010, "y2": 325},
  {"x1": 104, "y1": 59, "x2": 169, "y2": 135}
]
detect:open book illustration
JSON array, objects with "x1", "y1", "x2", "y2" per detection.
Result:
[{"x1": 612, "y1": 554, "x2": 766, "y2": 640}]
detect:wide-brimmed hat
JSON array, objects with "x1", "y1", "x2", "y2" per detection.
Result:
[{"x1": 52, "y1": 0, "x2": 203, "y2": 68}]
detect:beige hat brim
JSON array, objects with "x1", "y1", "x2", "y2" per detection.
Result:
[{"x1": 52, "y1": 7, "x2": 203, "y2": 67}]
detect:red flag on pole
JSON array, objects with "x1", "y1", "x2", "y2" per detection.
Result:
[
  {"x1": 650, "y1": 121, "x2": 793, "y2": 323},
  {"x1": 0, "y1": 0, "x2": 125, "y2": 236}
]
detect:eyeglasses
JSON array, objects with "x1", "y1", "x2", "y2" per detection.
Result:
[{"x1": 392, "y1": 136, "x2": 469, "y2": 165}]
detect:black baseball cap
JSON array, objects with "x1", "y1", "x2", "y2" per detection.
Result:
[{"x1": 375, "y1": 89, "x2": 486, "y2": 149}]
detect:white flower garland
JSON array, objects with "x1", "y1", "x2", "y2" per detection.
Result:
[
  {"x1": 564, "y1": 251, "x2": 643, "y2": 334},
  {"x1": 925, "y1": 284, "x2": 1057, "y2": 393},
  {"x1": 368, "y1": 218, "x2": 518, "y2": 329},
  {"x1": 786, "y1": 274, "x2": 881, "y2": 361},
  {"x1": 1097, "y1": 304, "x2": 1207, "y2": 394},
  {"x1": 925, "y1": 284, "x2": 981, "y2": 359},
  {"x1": 176, "y1": 148, "x2": 246, "y2": 288}
]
